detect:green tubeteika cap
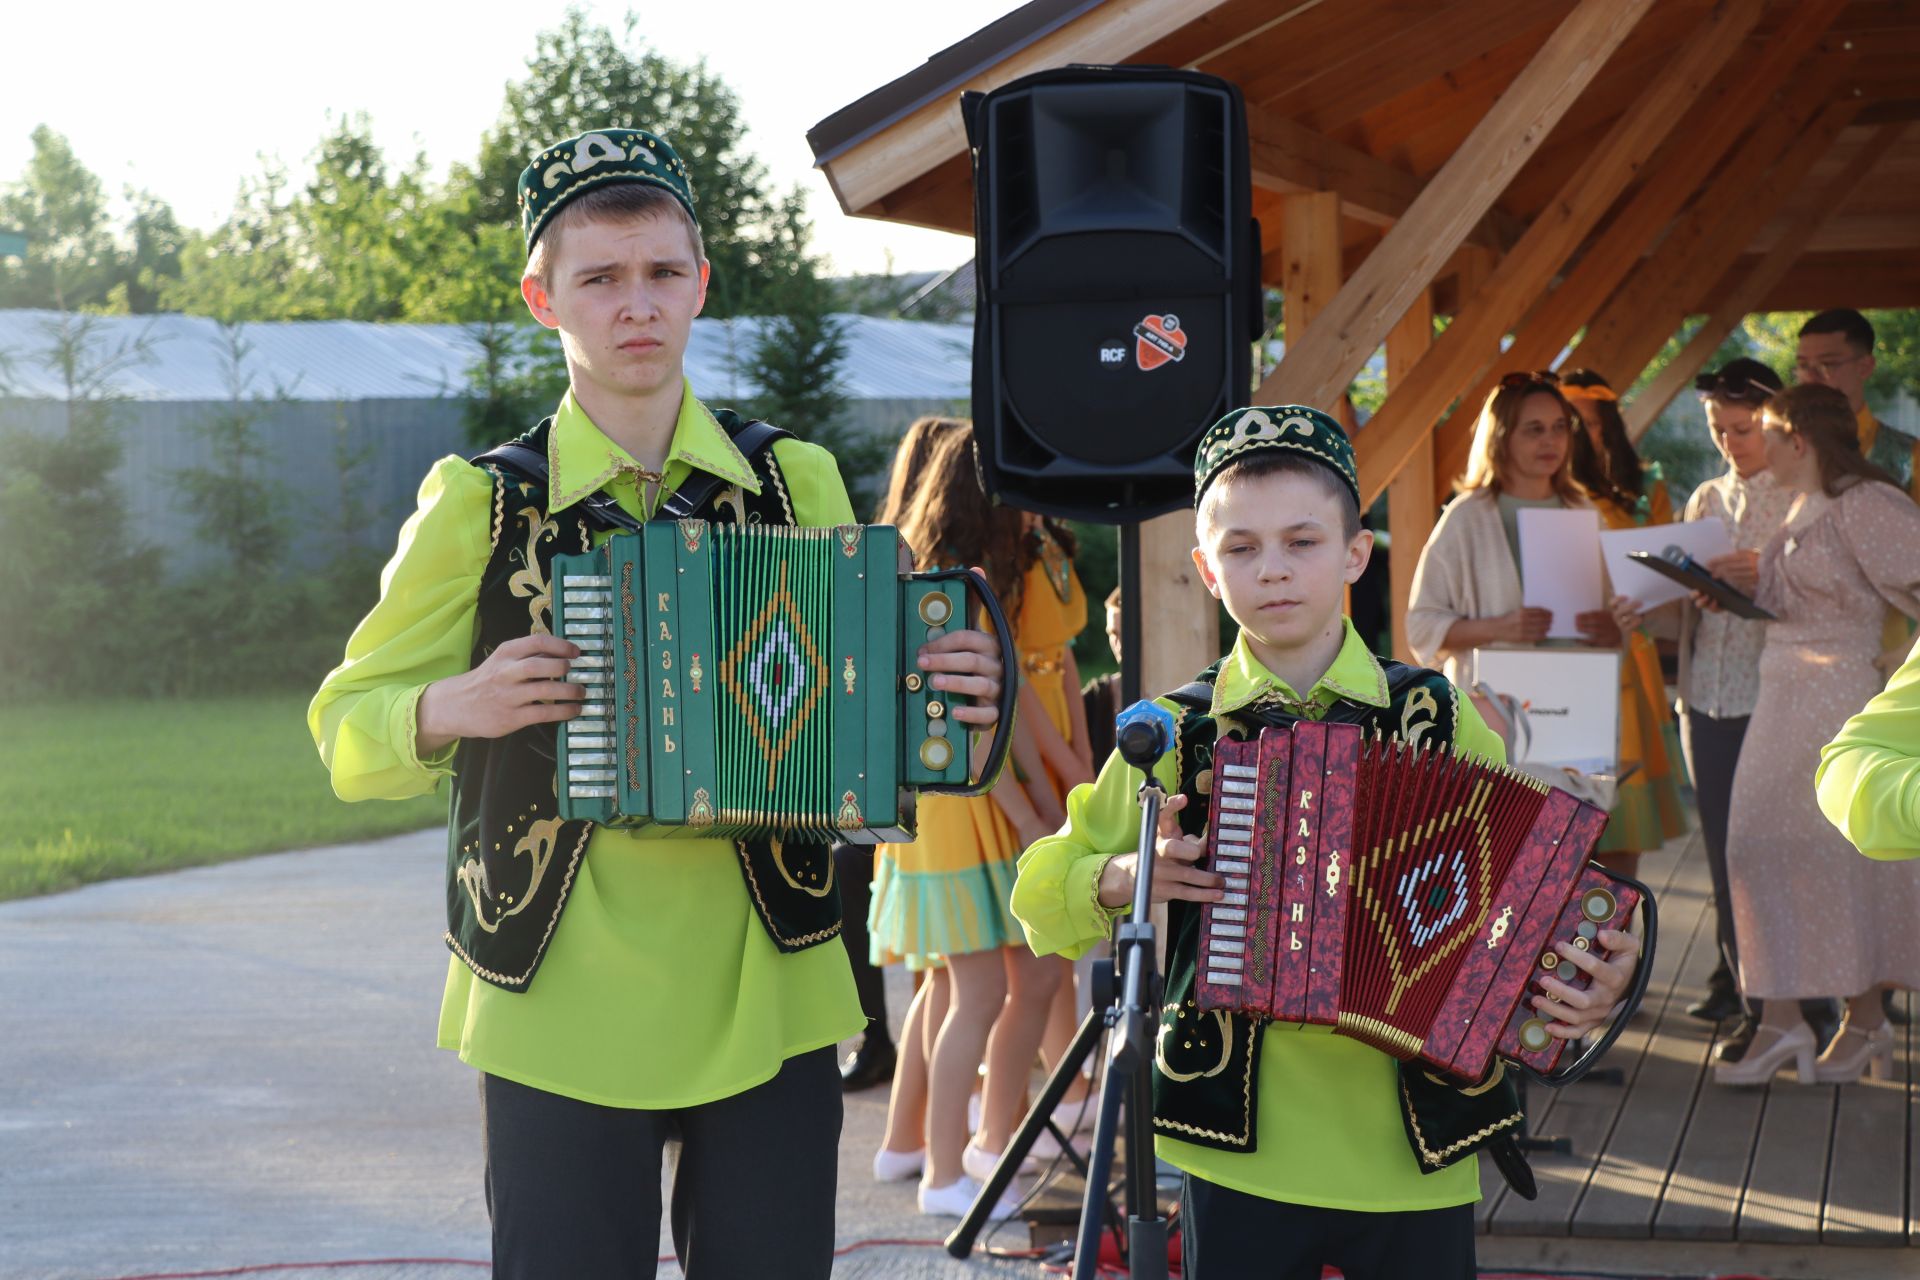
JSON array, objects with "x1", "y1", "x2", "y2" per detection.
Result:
[
  {"x1": 1192, "y1": 405, "x2": 1360, "y2": 508},
  {"x1": 518, "y1": 128, "x2": 697, "y2": 255}
]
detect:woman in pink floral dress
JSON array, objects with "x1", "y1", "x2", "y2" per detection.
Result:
[{"x1": 1717, "y1": 385, "x2": 1920, "y2": 1087}]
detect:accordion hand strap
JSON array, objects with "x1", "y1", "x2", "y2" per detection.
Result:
[
  {"x1": 1521, "y1": 864, "x2": 1660, "y2": 1089},
  {"x1": 912, "y1": 565, "x2": 1020, "y2": 799}
]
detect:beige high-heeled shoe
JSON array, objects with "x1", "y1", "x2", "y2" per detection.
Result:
[
  {"x1": 1813, "y1": 1021, "x2": 1896, "y2": 1084},
  {"x1": 1713, "y1": 1022, "x2": 1817, "y2": 1086}
]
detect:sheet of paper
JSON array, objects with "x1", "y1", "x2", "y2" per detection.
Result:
[
  {"x1": 1598, "y1": 519, "x2": 1735, "y2": 609},
  {"x1": 1518, "y1": 507, "x2": 1604, "y2": 640}
]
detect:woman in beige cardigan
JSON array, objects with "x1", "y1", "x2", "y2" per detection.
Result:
[
  {"x1": 1407, "y1": 373, "x2": 1618, "y2": 672},
  {"x1": 1407, "y1": 372, "x2": 1648, "y2": 874}
]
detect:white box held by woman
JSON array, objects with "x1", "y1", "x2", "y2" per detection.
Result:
[{"x1": 1468, "y1": 647, "x2": 1621, "y2": 775}]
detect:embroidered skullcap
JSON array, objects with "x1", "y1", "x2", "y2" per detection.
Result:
[
  {"x1": 1193, "y1": 405, "x2": 1360, "y2": 509},
  {"x1": 518, "y1": 128, "x2": 697, "y2": 255}
]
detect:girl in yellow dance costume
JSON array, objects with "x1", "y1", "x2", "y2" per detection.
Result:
[{"x1": 867, "y1": 421, "x2": 1093, "y2": 1217}]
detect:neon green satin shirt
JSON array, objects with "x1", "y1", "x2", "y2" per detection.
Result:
[
  {"x1": 309, "y1": 382, "x2": 864, "y2": 1108},
  {"x1": 1012, "y1": 620, "x2": 1506, "y2": 1210},
  {"x1": 1817, "y1": 635, "x2": 1920, "y2": 860}
]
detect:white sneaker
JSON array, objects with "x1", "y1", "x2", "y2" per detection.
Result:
[
  {"x1": 872, "y1": 1146, "x2": 925, "y2": 1183},
  {"x1": 918, "y1": 1174, "x2": 1023, "y2": 1221},
  {"x1": 961, "y1": 1137, "x2": 1037, "y2": 1181}
]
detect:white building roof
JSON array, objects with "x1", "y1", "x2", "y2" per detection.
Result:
[{"x1": 0, "y1": 310, "x2": 971, "y2": 404}]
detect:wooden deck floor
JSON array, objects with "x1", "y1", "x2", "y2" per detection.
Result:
[{"x1": 1478, "y1": 829, "x2": 1920, "y2": 1250}]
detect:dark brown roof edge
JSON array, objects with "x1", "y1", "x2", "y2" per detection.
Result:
[{"x1": 806, "y1": 0, "x2": 1109, "y2": 167}]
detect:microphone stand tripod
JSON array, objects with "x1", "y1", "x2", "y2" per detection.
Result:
[{"x1": 943, "y1": 769, "x2": 1172, "y2": 1280}]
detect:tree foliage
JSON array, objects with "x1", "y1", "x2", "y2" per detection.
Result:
[
  {"x1": 0, "y1": 314, "x2": 166, "y2": 696},
  {"x1": 0, "y1": 127, "x2": 156, "y2": 311},
  {"x1": 470, "y1": 7, "x2": 803, "y2": 318}
]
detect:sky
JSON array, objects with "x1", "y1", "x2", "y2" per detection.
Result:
[{"x1": 0, "y1": 0, "x2": 1030, "y2": 279}]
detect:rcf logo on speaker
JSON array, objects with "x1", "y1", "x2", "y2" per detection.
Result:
[{"x1": 1132, "y1": 313, "x2": 1188, "y2": 371}]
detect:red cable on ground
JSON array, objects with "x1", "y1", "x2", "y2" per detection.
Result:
[{"x1": 95, "y1": 1252, "x2": 1782, "y2": 1280}]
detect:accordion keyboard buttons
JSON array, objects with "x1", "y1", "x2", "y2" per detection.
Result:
[
  {"x1": 1202, "y1": 762, "x2": 1261, "y2": 989},
  {"x1": 560, "y1": 573, "x2": 618, "y2": 799}
]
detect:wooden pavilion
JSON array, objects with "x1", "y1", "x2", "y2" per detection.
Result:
[{"x1": 810, "y1": 0, "x2": 1920, "y2": 1266}]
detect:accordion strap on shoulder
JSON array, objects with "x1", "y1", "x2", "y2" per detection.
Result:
[
  {"x1": 1165, "y1": 680, "x2": 1214, "y2": 713},
  {"x1": 469, "y1": 417, "x2": 793, "y2": 533},
  {"x1": 656, "y1": 418, "x2": 790, "y2": 521}
]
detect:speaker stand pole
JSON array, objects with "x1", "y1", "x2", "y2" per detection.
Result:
[{"x1": 1119, "y1": 521, "x2": 1143, "y2": 707}]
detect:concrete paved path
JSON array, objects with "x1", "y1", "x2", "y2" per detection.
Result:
[{"x1": 0, "y1": 832, "x2": 1039, "y2": 1280}]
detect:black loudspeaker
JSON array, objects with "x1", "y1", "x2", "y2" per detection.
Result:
[{"x1": 967, "y1": 65, "x2": 1260, "y2": 523}]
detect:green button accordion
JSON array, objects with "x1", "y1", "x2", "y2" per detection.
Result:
[{"x1": 552, "y1": 519, "x2": 1016, "y2": 840}]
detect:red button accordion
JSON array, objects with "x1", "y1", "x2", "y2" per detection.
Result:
[{"x1": 1195, "y1": 720, "x2": 1646, "y2": 1085}]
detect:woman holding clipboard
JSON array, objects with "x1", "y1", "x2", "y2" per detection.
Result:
[
  {"x1": 1612, "y1": 359, "x2": 1790, "y2": 1059},
  {"x1": 1700, "y1": 384, "x2": 1920, "y2": 1086}
]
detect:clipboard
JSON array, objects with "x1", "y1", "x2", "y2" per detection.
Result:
[{"x1": 1626, "y1": 548, "x2": 1776, "y2": 621}]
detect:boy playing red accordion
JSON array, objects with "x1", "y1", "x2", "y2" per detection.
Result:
[{"x1": 1012, "y1": 406, "x2": 1640, "y2": 1278}]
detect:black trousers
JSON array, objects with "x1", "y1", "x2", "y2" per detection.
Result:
[
  {"x1": 1180, "y1": 1177, "x2": 1476, "y2": 1280},
  {"x1": 833, "y1": 842, "x2": 890, "y2": 1041},
  {"x1": 480, "y1": 1048, "x2": 841, "y2": 1279},
  {"x1": 1679, "y1": 708, "x2": 1748, "y2": 993}
]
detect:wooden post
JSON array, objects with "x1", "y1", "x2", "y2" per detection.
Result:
[
  {"x1": 1386, "y1": 291, "x2": 1435, "y2": 663},
  {"x1": 1137, "y1": 511, "x2": 1216, "y2": 697},
  {"x1": 1252, "y1": 0, "x2": 1657, "y2": 412},
  {"x1": 1624, "y1": 123, "x2": 1907, "y2": 438},
  {"x1": 1281, "y1": 192, "x2": 1344, "y2": 340},
  {"x1": 1350, "y1": 0, "x2": 1765, "y2": 507}
]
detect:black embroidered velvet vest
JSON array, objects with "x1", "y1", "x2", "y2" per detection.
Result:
[
  {"x1": 1148, "y1": 658, "x2": 1531, "y2": 1181},
  {"x1": 444, "y1": 412, "x2": 843, "y2": 992}
]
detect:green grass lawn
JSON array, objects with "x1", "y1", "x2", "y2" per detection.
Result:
[{"x1": 0, "y1": 695, "x2": 445, "y2": 901}]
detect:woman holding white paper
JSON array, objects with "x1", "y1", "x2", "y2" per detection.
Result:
[
  {"x1": 1406, "y1": 372, "x2": 1609, "y2": 672},
  {"x1": 1708, "y1": 384, "x2": 1920, "y2": 1087},
  {"x1": 1558, "y1": 369, "x2": 1688, "y2": 881},
  {"x1": 1407, "y1": 371, "x2": 1668, "y2": 879}
]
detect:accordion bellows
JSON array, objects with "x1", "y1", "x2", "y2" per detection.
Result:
[
  {"x1": 1196, "y1": 721, "x2": 1636, "y2": 1085},
  {"x1": 550, "y1": 520, "x2": 1001, "y2": 841}
]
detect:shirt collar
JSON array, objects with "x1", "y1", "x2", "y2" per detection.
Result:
[
  {"x1": 1210, "y1": 617, "x2": 1390, "y2": 717},
  {"x1": 546, "y1": 379, "x2": 762, "y2": 514}
]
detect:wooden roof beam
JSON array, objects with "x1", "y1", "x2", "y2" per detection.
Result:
[
  {"x1": 1422, "y1": 0, "x2": 1853, "y2": 495},
  {"x1": 1245, "y1": 105, "x2": 1524, "y2": 252},
  {"x1": 1574, "y1": 83, "x2": 1863, "y2": 389},
  {"x1": 1251, "y1": 0, "x2": 1658, "y2": 433},
  {"x1": 1624, "y1": 123, "x2": 1907, "y2": 438},
  {"x1": 818, "y1": 0, "x2": 1244, "y2": 217},
  {"x1": 1257, "y1": 0, "x2": 1575, "y2": 135},
  {"x1": 1349, "y1": 0, "x2": 1765, "y2": 508}
]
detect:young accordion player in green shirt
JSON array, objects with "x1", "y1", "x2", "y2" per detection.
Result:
[
  {"x1": 309, "y1": 128, "x2": 1006, "y2": 1279},
  {"x1": 1011, "y1": 406, "x2": 1644, "y2": 1279}
]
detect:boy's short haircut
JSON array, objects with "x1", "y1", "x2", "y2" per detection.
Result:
[
  {"x1": 1201, "y1": 452, "x2": 1363, "y2": 542},
  {"x1": 1799, "y1": 308, "x2": 1876, "y2": 354},
  {"x1": 525, "y1": 183, "x2": 706, "y2": 286}
]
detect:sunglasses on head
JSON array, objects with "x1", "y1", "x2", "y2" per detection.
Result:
[
  {"x1": 1499, "y1": 369, "x2": 1561, "y2": 390},
  {"x1": 1693, "y1": 372, "x2": 1775, "y2": 402}
]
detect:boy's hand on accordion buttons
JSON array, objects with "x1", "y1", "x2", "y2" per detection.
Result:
[
  {"x1": 917, "y1": 624, "x2": 1004, "y2": 728},
  {"x1": 1532, "y1": 927, "x2": 1641, "y2": 1040},
  {"x1": 416, "y1": 634, "x2": 586, "y2": 753},
  {"x1": 1094, "y1": 793, "x2": 1223, "y2": 909}
]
